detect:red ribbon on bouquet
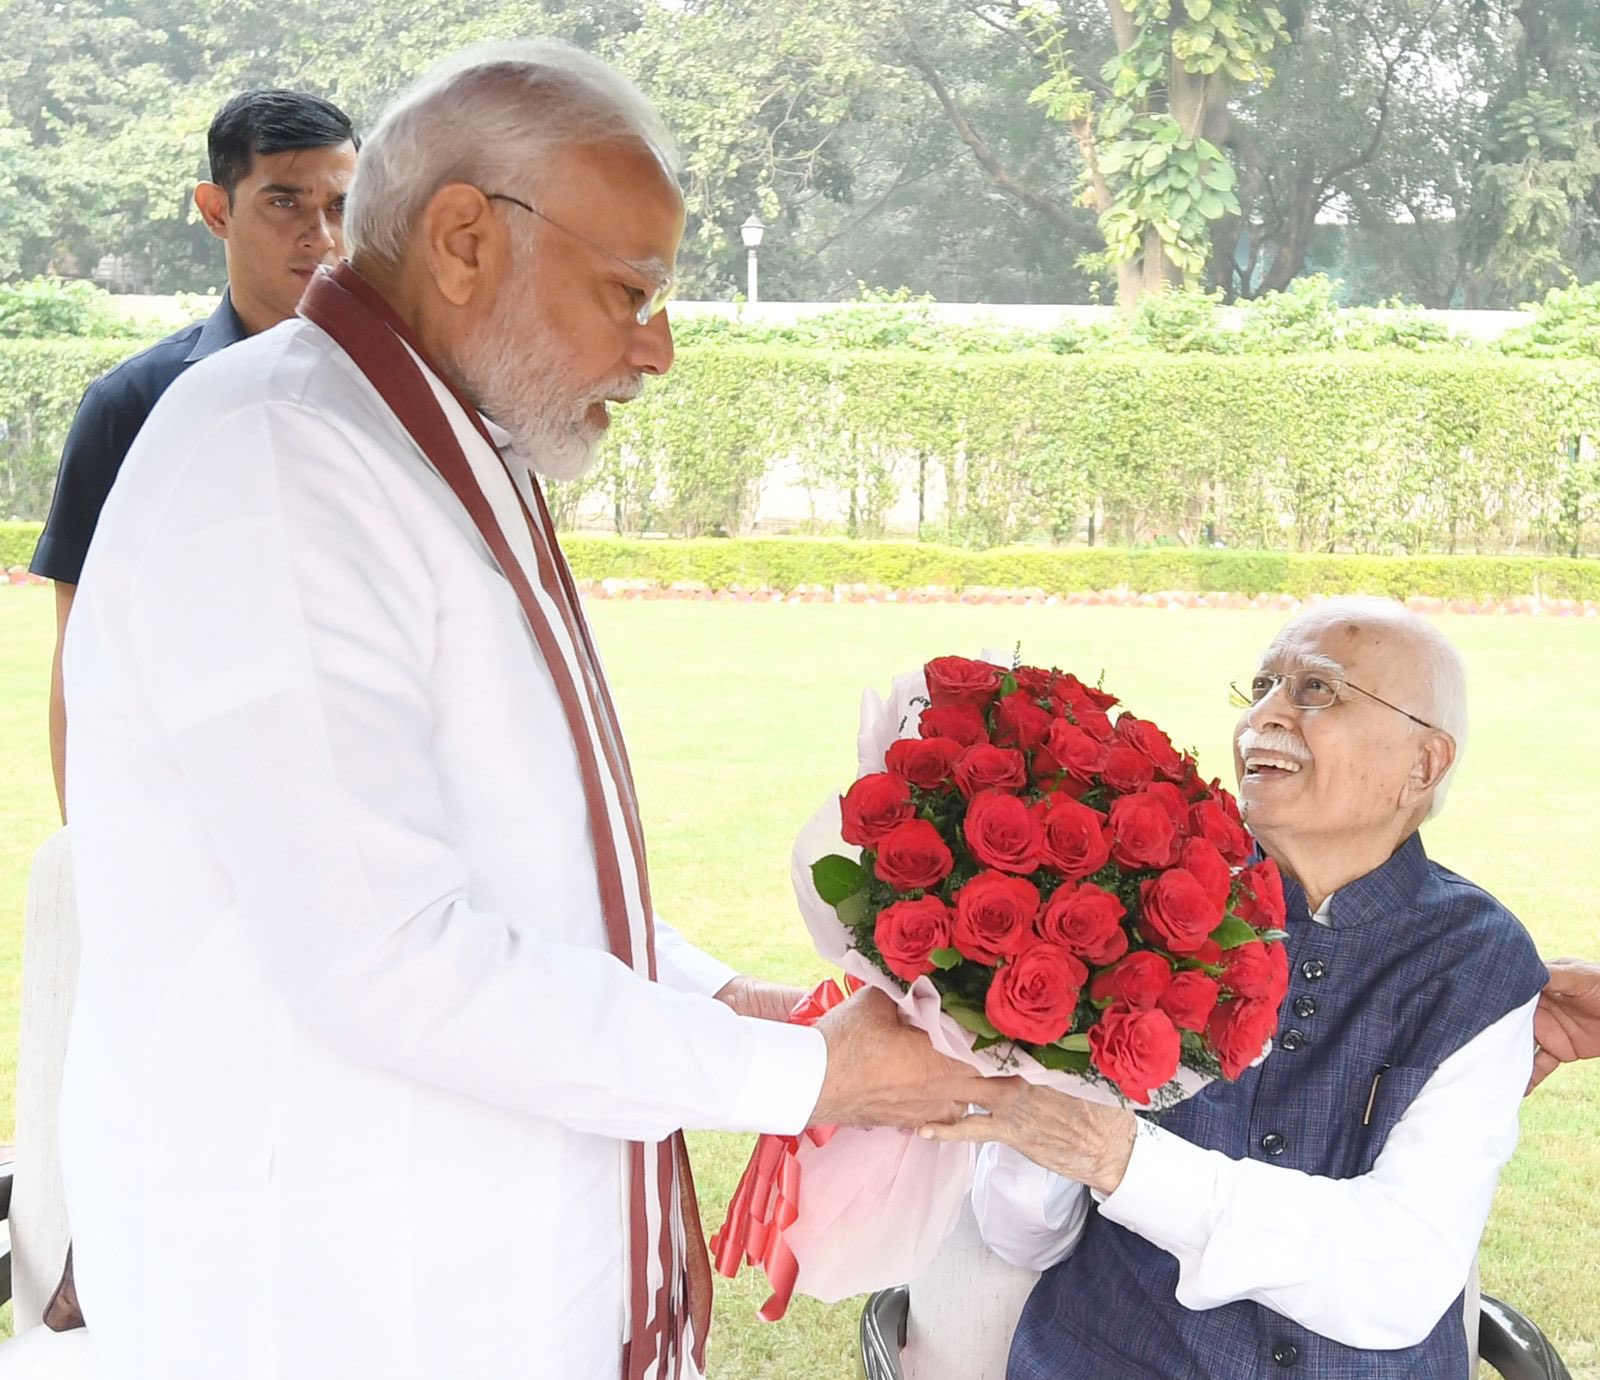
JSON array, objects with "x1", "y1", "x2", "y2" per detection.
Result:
[{"x1": 710, "y1": 977, "x2": 858, "y2": 1322}]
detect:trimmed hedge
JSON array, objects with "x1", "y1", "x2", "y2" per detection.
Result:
[
  {"x1": 1, "y1": 519, "x2": 41, "y2": 568},
  {"x1": 6, "y1": 339, "x2": 1599, "y2": 556},
  {"x1": 6, "y1": 519, "x2": 1594, "y2": 598},
  {"x1": 563, "y1": 537, "x2": 1600, "y2": 601}
]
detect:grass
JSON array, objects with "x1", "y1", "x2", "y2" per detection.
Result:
[{"x1": 2, "y1": 587, "x2": 1597, "y2": 1376}]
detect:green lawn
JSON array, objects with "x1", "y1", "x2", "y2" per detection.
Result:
[{"x1": 2, "y1": 587, "x2": 1597, "y2": 1376}]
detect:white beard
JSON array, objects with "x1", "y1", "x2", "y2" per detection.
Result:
[{"x1": 451, "y1": 295, "x2": 640, "y2": 484}]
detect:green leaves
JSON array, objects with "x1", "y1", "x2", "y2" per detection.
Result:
[
  {"x1": 1032, "y1": 1044, "x2": 1093, "y2": 1073},
  {"x1": 812, "y1": 854, "x2": 867, "y2": 906},
  {"x1": 929, "y1": 947, "x2": 964, "y2": 970},
  {"x1": 946, "y1": 1001, "x2": 1002, "y2": 1041},
  {"x1": 1209, "y1": 916, "x2": 1261, "y2": 950}
]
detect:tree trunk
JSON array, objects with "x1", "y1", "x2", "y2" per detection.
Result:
[{"x1": 1261, "y1": 169, "x2": 1318, "y2": 292}]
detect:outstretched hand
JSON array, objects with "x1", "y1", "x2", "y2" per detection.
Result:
[
  {"x1": 1529, "y1": 958, "x2": 1600, "y2": 1092},
  {"x1": 916, "y1": 1078, "x2": 1138, "y2": 1196},
  {"x1": 807, "y1": 987, "x2": 992, "y2": 1131}
]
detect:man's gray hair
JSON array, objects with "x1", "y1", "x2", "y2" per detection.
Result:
[
  {"x1": 1288, "y1": 595, "x2": 1468, "y2": 820},
  {"x1": 346, "y1": 39, "x2": 679, "y2": 267}
]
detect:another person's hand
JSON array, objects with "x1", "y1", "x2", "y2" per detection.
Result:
[
  {"x1": 807, "y1": 988, "x2": 991, "y2": 1130},
  {"x1": 1529, "y1": 958, "x2": 1600, "y2": 1091},
  {"x1": 714, "y1": 975, "x2": 810, "y2": 1024},
  {"x1": 916, "y1": 1078, "x2": 1138, "y2": 1196}
]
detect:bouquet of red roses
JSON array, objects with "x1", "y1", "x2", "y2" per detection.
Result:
[
  {"x1": 814, "y1": 654, "x2": 1290, "y2": 1104},
  {"x1": 713, "y1": 653, "x2": 1290, "y2": 1322}
]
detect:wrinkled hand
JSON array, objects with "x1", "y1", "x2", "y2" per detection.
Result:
[
  {"x1": 1529, "y1": 958, "x2": 1600, "y2": 1092},
  {"x1": 808, "y1": 988, "x2": 992, "y2": 1131},
  {"x1": 917, "y1": 1078, "x2": 1138, "y2": 1196},
  {"x1": 715, "y1": 975, "x2": 810, "y2": 1024}
]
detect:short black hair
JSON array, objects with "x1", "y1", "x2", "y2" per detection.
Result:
[{"x1": 208, "y1": 90, "x2": 358, "y2": 199}]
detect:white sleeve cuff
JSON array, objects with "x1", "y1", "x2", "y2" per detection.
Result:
[
  {"x1": 718, "y1": 1021, "x2": 828, "y2": 1136},
  {"x1": 653, "y1": 919, "x2": 740, "y2": 998},
  {"x1": 1097, "y1": 1123, "x2": 1221, "y2": 1253}
]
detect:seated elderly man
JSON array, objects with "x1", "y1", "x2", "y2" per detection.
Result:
[{"x1": 922, "y1": 595, "x2": 1545, "y2": 1379}]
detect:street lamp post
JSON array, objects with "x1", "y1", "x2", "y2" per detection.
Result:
[{"x1": 740, "y1": 213, "x2": 766, "y2": 305}]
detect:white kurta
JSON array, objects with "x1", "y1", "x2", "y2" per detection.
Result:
[{"x1": 58, "y1": 316, "x2": 827, "y2": 1380}]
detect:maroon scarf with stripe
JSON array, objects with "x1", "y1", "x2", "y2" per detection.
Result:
[{"x1": 300, "y1": 262, "x2": 710, "y2": 1379}]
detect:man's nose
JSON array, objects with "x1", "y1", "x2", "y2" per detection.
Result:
[
  {"x1": 1246, "y1": 680, "x2": 1300, "y2": 733},
  {"x1": 628, "y1": 308, "x2": 674, "y2": 376},
  {"x1": 301, "y1": 210, "x2": 337, "y2": 258}
]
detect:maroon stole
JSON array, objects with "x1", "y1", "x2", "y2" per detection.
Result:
[{"x1": 300, "y1": 262, "x2": 711, "y2": 1379}]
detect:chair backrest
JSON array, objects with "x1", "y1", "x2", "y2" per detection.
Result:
[{"x1": 12, "y1": 828, "x2": 79, "y2": 1332}]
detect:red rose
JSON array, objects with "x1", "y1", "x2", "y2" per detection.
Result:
[
  {"x1": 1147, "y1": 782, "x2": 1191, "y2": 830},
  {"x1": 925, "y1": 656, "x2": 1003, "y2": 710},
  {"x1": 1215, "y1": 787, "x2": 1244, "y2": 824},
  {"x1": 1100, "y1": 741, "x2": 1156, "y2": 792},
  {"x1": 1073, "y1": 706, "x2": 1115, "y2": 741},
  {"x1": 1014, "y1": 666, "x2": 1061, "y2": 698},
  {"x1": 1234, "y1": 859, "x2": 1287, "y2": 929},
  {"x1": 1041, "y1": 720, "x2": 1110, "y2": 784},
  {"x1": 1178, "y1": 836, "x2": 1232, "y2": 909},
  {"x1": 840, "y1": 772, "x2": 915, "y2": 847},
  {"x1": 873, "y1": 819, "x2": 955, "y2": 892},
  {"x1": 919, "y1": 703, "x2": 989, "y2": 748},
  {"x1": 964, "y1": 789, "x2": 1044, "y2": 874},
  {"x1": 1159, "y1": 970, "x2": 1222, "y2": 1032},
  {"x1": 1221, "y1": 939, "x2": 1280, "y2": 1000},
  {"x1": 1034, "y1": 797, "x2": 1113, "y2": 882},
  {"x1": 1189, "y1": 939, "x2": 1224, "y2": 966},
  {"x1": 1116, "y1": 716, "x2": 1186, "y2": 781},
  {"x1": 1190, "y1": 799, "x2": 1252, "y2": 867},
  {"x1": 874, "y1": 897, "x2": 955, "y2": 983},
  {"x1": 1139, "y1": 868, "x2": 1225, "y2": 955},
  {"x1": 1058, "y1": 673, "x2": 1119, "y2": 714},
  {"x1": 994, "y1": 690, "x2": 1054, "y2": 752},
  {"x1": 953, "y1": 744, "x2": 1029, "y2": 798},
  {"x1": 1090, "y1": 950, "x2": 1174, "y2": 1008},
  {"x1": 1108, "y1": 792, "x2": 1181, "y2": 870},
  {"x1": 952, "y1": 871, "x2": 1040, "y2": 964},
  {"x1": 885, "y1": 737, "x2": 965, "y2": 791},
  {"x1": 1207, "y1": 996, "x2": 1279, "y2": 1079},
  {"x1": 1089, "y1": 1005, "x2": 1182, "y2": 1105},
  {"x1": 985, "y1": 943, "x2": 1088, "y2": 1045},
  {"x1": 1038, "y1": 883, "x2": 1129, "y2": 965}
]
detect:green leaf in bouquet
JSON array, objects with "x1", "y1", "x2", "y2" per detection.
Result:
[
  {"x1": 1032, "y1": 1045, "x2": 1093, "y2": 1073},
  {"x1": 835, "y1": 891, "x2": 871, "y2": 929},
  {"x1": 971, "y1": 1033, "x2": 1008, "y2": 1052},
  {"x1": 1053, "y1": 1032, "x2": 1093, "y2": 1052},
  {"x1": 945, "y1": 1001, "x2": 1003, "y2": 1040},
  {"x1": 929, "y1": 946, "x2": 963, "y2": 970},
  {"x1": 1208, "y1": 916, "x2": 1261, "y2": 950},
  {"x1": 812, "y1": 854, "x2": 868, "y2": 906},
  {"x1": 1258, "y1": 928, "x2": 1290, "y2": 944}
]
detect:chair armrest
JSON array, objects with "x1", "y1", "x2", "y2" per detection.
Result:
[
  {"x1": 860, "y1": 1286, "x2": 910, "y2": 1380},
  {"x1": 0, "y1": 1159, "x2": 13, "y2": 1306},
  {"x1": 1480, "y1": 1293, "x2": 1573, "y2": 1380}
]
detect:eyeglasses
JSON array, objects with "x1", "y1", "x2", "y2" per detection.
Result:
[
  {"x1": 485, "y1": 192, "x2": 674, "y2": 326},
  {"x1": 1228, "y1": 672, "x2": 1439, "y2": 731}
]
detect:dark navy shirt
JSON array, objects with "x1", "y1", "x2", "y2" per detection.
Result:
[{"x1": 30, "y1": 292, "x2": 248, "y2": 584}]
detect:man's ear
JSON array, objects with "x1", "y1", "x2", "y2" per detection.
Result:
[
  {"x1": 1407, "y1": 730, "x2": 1456, "y2": 802},
  {"x1": 194, "y1": 183, "x2": 231, "y2": 239},
  {"x1": 420, "y1": 184, "x2": 504, "y2": 308}
]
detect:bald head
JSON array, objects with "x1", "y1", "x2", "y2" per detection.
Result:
[{"x1": 1233, "y1": 597, "x2": 1465, "y2": 904}]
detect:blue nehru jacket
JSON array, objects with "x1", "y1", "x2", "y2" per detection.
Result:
[
  {"x1": 1008, "y1": 832, "x2": 1546, "y2": 1380},
  {"x1": 30, "y1": 292, "x2": 247, "y2": 585}
]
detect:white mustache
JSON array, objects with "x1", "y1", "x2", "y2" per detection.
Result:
[{"x1": 1236, "y1": 729, "x2": 1311, "y2": 764}]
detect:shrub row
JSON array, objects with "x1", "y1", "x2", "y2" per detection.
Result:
[
  {"x1": 563, "y1": 537, "x2": 1600, "y2": 601},
  {"x1": 7, "y1": 520, "x2": 1594, "y2": 599},
  {"x1": 5, "y1": 339, "x2": 1599, "y2": 556}
]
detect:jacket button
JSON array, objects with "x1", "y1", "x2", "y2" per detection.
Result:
[
  {"x1": 1261, "y1": 1132, "x2": 1287, "y2": 1156},
  {"x1": 1294, "y1": 996, "x2": 1317, "y2": 1019},
  {"x1": 1280, "y1": 1029, "x2": 1305, "y2": 1051},
  {"x1": 1273, "y1": 1342, "x2": 1299, "y2": 1366},
  {"x1": 1301, "y1": 958, "x2": 1328, "y2": 981}
]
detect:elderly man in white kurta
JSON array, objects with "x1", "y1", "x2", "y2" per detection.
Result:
[{"x1": 57, "y1": 41, "x2": 987, "y2": 1380}]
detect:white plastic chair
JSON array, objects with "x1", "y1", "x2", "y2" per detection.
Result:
[{"x1": 0, "y1": 829, "x2": 97, "y2": 1376}]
